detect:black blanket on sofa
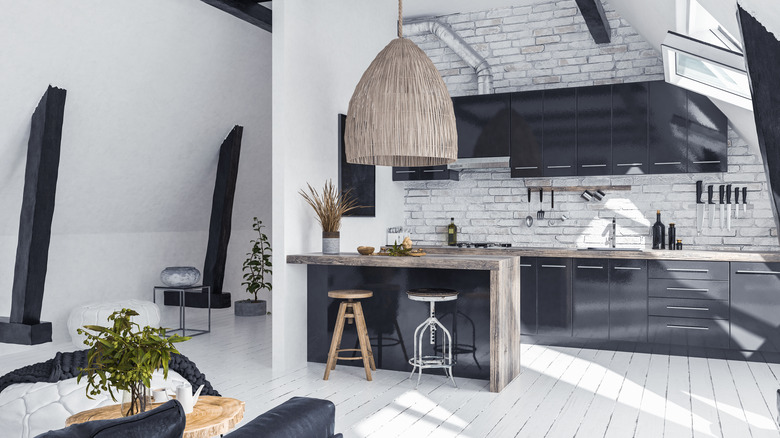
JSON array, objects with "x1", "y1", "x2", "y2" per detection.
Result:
[{"x1": 0, "y1": 350, "x2": 220, "y2": 396}]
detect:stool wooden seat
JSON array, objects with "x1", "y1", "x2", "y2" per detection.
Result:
[{"x1": 324, "y1": 289, "x2": 376, "y2": 381}]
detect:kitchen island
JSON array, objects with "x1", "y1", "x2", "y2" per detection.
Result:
[{"x1": 287, "y1": 253, "x2": 520, "y2": 392}]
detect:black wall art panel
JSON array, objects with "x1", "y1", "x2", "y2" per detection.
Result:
[{"x1": 339, "y1": 114, "x2": 376, "y2": 217}]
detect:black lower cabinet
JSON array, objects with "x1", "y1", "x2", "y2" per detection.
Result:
[
  {"x1": 731, "y1": 262, "x2": 780, "y2": 352},
  {"x1": 648, "y1": 316, "x2": 729, "y2": 348},
  {"x1": 537, "y1": 258, "x2": 572, "y2": 336},
  {"x1": 520, "y1": 257, "x2": 537, "y2": 334},
  {"x1": 573, "y1": 258, "x2": 609, "y2": 339},
  {"x1": 609, "y1": 259, "x2": 648, "y2": 342}
]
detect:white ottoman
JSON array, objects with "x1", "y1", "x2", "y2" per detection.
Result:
[{"x1": 67, "y1": 300, "x2": 161, "y2": 349}]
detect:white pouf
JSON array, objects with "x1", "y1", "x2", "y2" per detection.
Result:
[{"x1": 67, "y1": 300, "x2": 161, "y2": 349}]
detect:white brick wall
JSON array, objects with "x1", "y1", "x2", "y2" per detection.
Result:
[{"x1": 402, "y1": 0, "x2": 779, "y2": 251}]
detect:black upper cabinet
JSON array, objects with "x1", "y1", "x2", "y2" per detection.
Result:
[
  {"x1": 452, "y1": 94, "x2": 511, "y2": 159},
  {"x1": 687, "y1": 91, "x2": 728, "y2": 173},
  {"x1": 510, "y1": 91, "x2": 544, "y2": 178},
  {"x1": 543, "y1": 88, "x2": 577, "y2": 176},
  {"x1": 573, "y1": 258, "x2": 610, "y2": 339},
  {"x1": 612, "y1": 82, "x2": 648, "y2": 174},
  {"x1": 391, "y1": 165, "x2": 458, "y2": 181},
  {"x1": 537, "y1": 257, "x2": 573, "y2": 336},
  {"x1": 648, "y1": 81, "x2": 688, "y2": 174},
  {"x1": 577, "y1": 85, "x2": 612, "y2": 176}
]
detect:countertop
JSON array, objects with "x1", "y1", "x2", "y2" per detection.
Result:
[
  {"x1": 286, "y1": 252, "x2": 513, "y2": 271},
  {"x1": 418, "y1": 245, "x2": 780, "y2": 262}
]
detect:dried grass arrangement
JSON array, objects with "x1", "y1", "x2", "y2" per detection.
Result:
[{"x1": 299, "y1": 180, "x2": 359, "y2": 233}]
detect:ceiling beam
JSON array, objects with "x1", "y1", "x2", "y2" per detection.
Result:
[
  {"x1": 574, "y1": 0, "x2": 611, "y2": 44},
  {"x1": 200, "y1": 0, "x2": 271, "y2": 33}
]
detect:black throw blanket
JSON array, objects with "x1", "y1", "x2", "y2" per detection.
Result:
[{"x1": 0, "y1": 350, "x2": 220, "y2": 396}]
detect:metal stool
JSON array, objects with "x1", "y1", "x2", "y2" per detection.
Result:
[
  {"x1": 407, "y1": 288, "x2": 458, "y2": 388},
  {"x1": 324, "y1": 289, "x2": 376, "y2": 381}
]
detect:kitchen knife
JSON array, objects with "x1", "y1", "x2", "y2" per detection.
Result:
[
  {"x1": 696, "y1": 181, "x2": 704, "y2": 235},
  {"x1": 726, "y1": 184, "x2": 732, "y2": 231},
  {"x1": 734, "y1": 186, "x2": 740, "y2": 220},
  {"x1": 718, "y1": 185, "x2": 725, "y2": 229},
  {"x1": 743, "y1": 187, "x2": 748, "y2": 214},
  {"x1": 708, "y1": 185, "x2": 715, "y2": 228}
]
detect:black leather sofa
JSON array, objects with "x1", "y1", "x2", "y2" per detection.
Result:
[{"x1": 36, "y1": 397, "x2": 341, "y2": 438}]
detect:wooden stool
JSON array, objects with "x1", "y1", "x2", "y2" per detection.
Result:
[{"x1": 324, "y1": 289, "x2": 377, "y2": 381}]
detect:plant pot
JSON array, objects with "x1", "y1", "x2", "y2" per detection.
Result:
[
  {"x1": 121, "y1": 382, "x2": 151, "y2": 416},
  {"x1": 322, "y1": 231, "x2": 340, "y2": 254},
  {"x1": 235, "y1": 299, "x2": 267, "y2": 316}
]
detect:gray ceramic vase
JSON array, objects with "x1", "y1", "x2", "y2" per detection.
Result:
[
  {"x1": 160, "y1": 266, "x2": 201, "y2": 287},
  {"x1": 322, "y1": 231, "x2": 340, "y2": 255}
]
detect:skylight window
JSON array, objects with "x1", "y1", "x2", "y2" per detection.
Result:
[{"x1": 663, "y1": 0, "x2": 753, "y2": 110}]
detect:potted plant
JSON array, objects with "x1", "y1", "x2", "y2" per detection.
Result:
[
  {"x1": 237, "y1": 217, "x2": 272, "y2": 316},
  {"x1": 299, "y1": 180, "x2": 359, "y2": 254},
  {"x1": 77, "y1": 308, "x2": 188, "y2": 416}
]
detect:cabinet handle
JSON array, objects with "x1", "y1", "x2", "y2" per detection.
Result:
[
  {"x1": 422, "y1": 169, "x2": 445, "y2": 173},
  {"x1": 520, "y1": 264, "x2": 533, "y2": 267},
  {"x1": 666, "y1": 324, "x2": 709, "y2": 330},
  {"x1": 395, "y1": 170, "x2": 415, "y2": 174},
  {"x1": 667, "y1": 287, "x2": 709, "y2": 292},
  {"x1": 616, "y1": 163, "x2": 643, "y2": 167},
  {"x1": 666, "y1": 268, "x2": 708, "y2": 273},
  {"x1": 735, "y1": 270, "x2": 780, "y2": 275},
  {"x1": 581, "y1": 164, "x2": 607, "y2": 168},
  {"x1": 654, "y1": 162, "x2": 682, "y2": 165},
  {"x1": 614, "y1": 266, "x2": 641, "y2": 270},
  {"x1": 547, "y1": 165, "x2": 572, "y2": 169},
  {"x1": 577, "y1": 265, "x2": 604, "y2": 269},
  {"x1": 666, "y1": 305, "x2": 710, "y2": 311},
  {"x1": 541, "y1": 264, "x2": 567, "y2": 268},
  {"x1": 693, "y1": 160, "x2": 721, "y2": 164},
  {"x1": 514, "y1": 166, "x2": 539, "y2": 170}
]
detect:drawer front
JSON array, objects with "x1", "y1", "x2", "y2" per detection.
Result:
[
  {"x1": 648, "y1": 297, "x2": 729, "y2": 320},
  {"x1": 648, "y1": 316, "x2": 729, "y2": 348},
  {"x1": 648, "y1": 260, "x2": 729, "y2": 281},
  {"x1": 649, "y1": 279, "x2": 729, "y2": 300}
]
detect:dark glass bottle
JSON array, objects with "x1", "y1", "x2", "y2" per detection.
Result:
[
  {"x1": 447, "y1": 218, "x2": 457, "y2": 246},
  {"x1": 652, "y1": 210, "x2": 666, "y2": 250},
  {"x1": 668, "y1": 223, "x2": 676, "y2": 250}
]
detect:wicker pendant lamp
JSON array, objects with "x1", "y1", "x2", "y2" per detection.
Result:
[{"x1": 344, "y1": 0, "x2": 458, "y2": 167}]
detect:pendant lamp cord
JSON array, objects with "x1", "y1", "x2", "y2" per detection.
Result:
[{"x1": 398, "y1": 0, "x2": 403, "y2": 38}]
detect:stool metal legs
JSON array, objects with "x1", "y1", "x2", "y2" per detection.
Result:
[{"x1": 409, "y1": 301, "x2": 457, "y2": 388}]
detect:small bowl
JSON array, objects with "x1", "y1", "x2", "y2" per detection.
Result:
[{"x1": 357, "y1": 246, "x2": 375, "y2": 255}]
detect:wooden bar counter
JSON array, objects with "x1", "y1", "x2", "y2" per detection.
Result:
[{"x1": 287, "y1": 253, "x2": 521, "y2": 393}]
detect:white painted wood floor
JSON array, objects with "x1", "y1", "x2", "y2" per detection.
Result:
[{"x1": 2, "y1": 307, "x2": 780, "y2": 437}]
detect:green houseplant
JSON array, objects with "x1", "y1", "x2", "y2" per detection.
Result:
[
  {"x1": 77, "y1": 309, "x2": 188, "y2": 416},
  {"x1": 237, "y1": 217, "x2": 272, "y2": 316}
]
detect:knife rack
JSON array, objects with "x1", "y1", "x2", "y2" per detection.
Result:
[{"x1": 523, "y1": 185, "x2": 632, "y2": 192}]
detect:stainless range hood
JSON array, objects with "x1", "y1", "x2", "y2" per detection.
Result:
[{"x1": 447, "y1": 156, "x2": 510, "y2": 170}]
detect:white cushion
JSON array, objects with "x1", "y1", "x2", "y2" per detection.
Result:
[
  {"x1": 0, "y1": 369, "x2": 188, "y2": 438},
  {"x1": 67, "y1": 300, "x2": 161, "y2": 349}
]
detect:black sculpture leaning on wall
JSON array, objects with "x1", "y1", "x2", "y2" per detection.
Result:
[
  {"x1": 165, "y1": 126, "x2": 243, "y2": 309},
  {"x1": 738, "y1": 6, "x2": 780, "y2": 246},
  {"x1": 0, "y1": 86, "x2": 67, "y2": 345}
]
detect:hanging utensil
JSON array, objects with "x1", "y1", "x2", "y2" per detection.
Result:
[
  {"x1": 537, "y1": 188, "x2": 545, "y2": 220},
  {"x1": 525, "y1": 187, "x2": 534, "y2": 227}
]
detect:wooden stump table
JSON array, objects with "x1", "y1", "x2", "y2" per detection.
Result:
[{"x1": 66, "y1": 396, "x2": 245, "y2": 438}]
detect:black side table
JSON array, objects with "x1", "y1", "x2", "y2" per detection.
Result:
[{"x1": 153, "y1": 285, "x2": 211, "y2": 337}]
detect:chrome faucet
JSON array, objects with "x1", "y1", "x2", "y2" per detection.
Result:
[{"x1": 610, "y1": 217, "x2": 617, "y2": 248}]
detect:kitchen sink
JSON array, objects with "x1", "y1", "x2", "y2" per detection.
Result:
[{"x1": 579, "y1": 247, "x2": 645, "y2": 252}]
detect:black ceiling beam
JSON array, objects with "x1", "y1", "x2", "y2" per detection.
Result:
[
  {"x1": 200, "y1": 0, "x2": 271, "y2": 33},
  {"x1": 738, "y1": 6, "x2": 780, "y2": 245},
  {"x1": 574, "y1": 0, "x2": 611, "y2": 44}
]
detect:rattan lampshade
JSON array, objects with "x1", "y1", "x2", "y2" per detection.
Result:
[{"x1": 344, "y1": 1, "x2": 457, "y2": 167}]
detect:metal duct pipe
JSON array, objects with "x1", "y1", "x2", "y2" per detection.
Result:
[{"x1": 404, "y1": 20, "x2": 494, "y2": 94}]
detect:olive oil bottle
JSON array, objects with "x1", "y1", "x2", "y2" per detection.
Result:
[{"x1": 447, "y1": 218, "x2": 457, "y2": 246}]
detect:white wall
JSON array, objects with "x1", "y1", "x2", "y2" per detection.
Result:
[
  {"x1": 272, "y1": 0, "x2": 404, "y2": 369},
  {"x1": 0, "y1": 0, "x2": 272, "y2": 345}
]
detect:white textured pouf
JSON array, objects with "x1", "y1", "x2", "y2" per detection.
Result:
[{"x1": 67, "y1": 300, "x2": 161, "y2": 349}]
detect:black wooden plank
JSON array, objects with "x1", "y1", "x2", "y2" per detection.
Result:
[
  {"x1": 201, "y1": 126, "x2": 243, "y2": 308},
  {"x1": 339, "y1": 114, "x2": 375, "y2": 217},
  {"x1": 10, "y1": 86, "x2": 66, "y2": 326},
  {"x1": 200, "y1": 0, "x2": 272, "y2": 32},
  {"x1": 574, "y1": 0, "x2": 611, "y2": 44},
  {"x1": 738, "y1": 6, "x2": 780, "y2": 245}
]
